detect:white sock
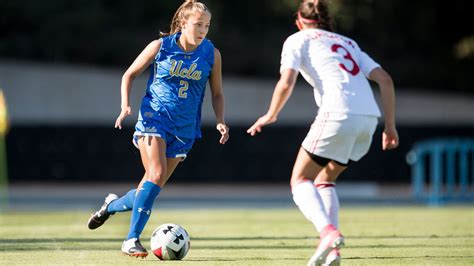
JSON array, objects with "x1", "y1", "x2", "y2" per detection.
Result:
[
  {"x1": 316, "y1": 183, "x2": 339, "y2": 229},
  {"x1": 292, "y1": 180, "x2": 331, "y2": 232}
]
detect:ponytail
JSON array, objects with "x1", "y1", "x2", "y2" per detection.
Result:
[
  {"x1": 297, "y1": 0, "x2": 334, "y2": 32},
  {"x1": 161, "y1": 0, "x2": 211, "y2": 37}
]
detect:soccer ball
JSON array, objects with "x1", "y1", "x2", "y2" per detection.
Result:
[{"x1": 150, "y1": 223, "x2": 190, "y2": 260}]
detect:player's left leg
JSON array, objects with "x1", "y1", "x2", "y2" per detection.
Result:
[
  {"x1": 87, "y1": 193, "x2": 120, "y2": 230},
  {"x1": 107, "y1": 188, "x2": 137, "y2": 214},
  {"x1": 291, "y1": 148, "x2": 331, "y2": 231},
  {"x1": 109, "y1": 153, "x2": 181, "y2": 213},
  {"x1": 290, "y1": 148, "x2": 344, "y2": 266},
  {"x1": 87, "y1": 174, "x2": 147, "y2": 230},
  {"x1": 113, "y1": 154, "x2": 178, "y2": 204},
  {"x1": 292, "y1": 153, "x2": 346, "y2": 266}
]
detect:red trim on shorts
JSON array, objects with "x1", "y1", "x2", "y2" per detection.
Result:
[
  {"x1": 309, "y1": 112, "x2": 329, "y2": 152},
  {"x1": 307, "y1": 116, "x2": 321, "y2": 152}
]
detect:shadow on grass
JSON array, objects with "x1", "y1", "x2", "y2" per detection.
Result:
[
  {"x1": 348, "y1": 235, "x2": 474, "y2": 239},
  {"x1": 1, "y1": 235, "x2": 470, "y2": 244},
  {"x1": 0, "y1": 236, "x2": 314, "y2": 245},
  {"x1": 193, "y1": 236, "x2": 314, "y2": 241},
  {"x1": 0, "y1": 238, "x2": 124, "y2": 243},
  {"x1": 349, "y1": 244, "x2": 472, "y2": 249},
  {"x1": 347, "y1": 255, "x2": 474, "y2": 260},
  {"x1": 2, "y1": 235, "x2": 472, "y2": 252},
  {"x1": 185, "y1": 257, "x2": 307, "y2": 262},
  {"x1": 1, "y1": 244, "x2": 311, "y2": 252}
]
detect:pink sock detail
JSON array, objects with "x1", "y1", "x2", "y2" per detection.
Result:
[{"x1": 320, "y1": 224, "x2": 337, "y2": 238}]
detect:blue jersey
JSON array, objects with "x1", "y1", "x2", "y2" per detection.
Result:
[{"x1": 138, "y1": 32, "x2": 215, "y2": 139}]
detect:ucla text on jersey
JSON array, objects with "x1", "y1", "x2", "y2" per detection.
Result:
[{"x1": 138, "y1": 32, "x2": 215, "y2": 139}]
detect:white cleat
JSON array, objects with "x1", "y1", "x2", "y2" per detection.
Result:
[
  {"x1": 121, "y1": 238, "x2": 148, "y2": 258},
  {"x1": 307, "y1": 230, "x2": 344, "y2": 266},
  {"x1": 323, "y1": 249, "x2": 341, "y2": 266}
]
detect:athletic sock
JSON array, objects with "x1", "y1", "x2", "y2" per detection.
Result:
[
  {"x1": 107, "y1": 189, "x2": 136, "y2": 214},
  {"x1": 316, "y1": 183, "x2": 339, "y2": 229},
  {"x1": 126, "y1": 181, "x2": 161, "y2": 240},
  {"x1": 320, "y1": 224, "x2": 338, "y2": 239},
  {"x1": 292, "y1": 180, "x2": 331, "y2": 232}
]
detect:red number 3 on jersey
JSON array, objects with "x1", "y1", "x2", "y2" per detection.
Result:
[{"x1": 331, "y1": 44, "x2": 360, "y2": 76}]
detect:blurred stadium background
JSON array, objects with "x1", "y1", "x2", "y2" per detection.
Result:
[{"x1": 1, "y1": 0, "x2": 473, "y2": 207}]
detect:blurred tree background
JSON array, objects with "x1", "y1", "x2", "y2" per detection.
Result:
[{"x1": 1, "y1": 0, "x2": 473, "y2": 92}]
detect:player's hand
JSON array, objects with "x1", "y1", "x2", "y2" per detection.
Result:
[
  {"x1": 216, "y1": 123, "x2": 229, "y2": 144},
  {"x1": 382, "y1": 127, "x2": 399, "y2": 150},
  {"x1": 247, "y1": 114, "x2": 277, "y2": 136},
  {"x1": 115, "y1": 106, "x2": 132, "y2": 129}
]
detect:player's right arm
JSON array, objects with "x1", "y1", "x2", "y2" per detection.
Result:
[
  {"x1": 115, "y1": 39, "x2": 162, "y2": 129},
  {"x1": 368, "y1": 67, "x2": 399, "y2": 150},
  {"x1": 247, "y1": 34, "x2": 301, "y2": 136},
  {"x1": 247, "y1": 69, "x2": 298, "y2": 136}
]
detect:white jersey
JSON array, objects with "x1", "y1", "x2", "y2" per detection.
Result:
[{"x1": 280, "y1": 29, "x2": 381, "y2": 117}]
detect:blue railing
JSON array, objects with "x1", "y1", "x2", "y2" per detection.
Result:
[{"x1": 406, "y1": 138, "x2": 474, "y2": 205}]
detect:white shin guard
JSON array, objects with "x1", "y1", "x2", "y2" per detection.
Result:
[
  {"x1": 316, "y1": 183, "x2": 339, "y2": 229},
  {"x1": 292, "y1": 180, "x2": 331, "y2": 232}
]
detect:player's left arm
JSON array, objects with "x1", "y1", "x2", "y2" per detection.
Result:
[
  {"x1": 247, "y1": 68, "x2": 298, "y2": 136},
  {"x1": 209, "y1": 48, "x2": 229, "y2": 144}
]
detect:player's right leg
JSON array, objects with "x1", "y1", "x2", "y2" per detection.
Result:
[
  {"x1": 307, "y1": 226, "x2": 344, "y2": 266},
  {"x1": 121, "y1": 238, "x2": 148, "y2": 258},
  {"x1": 315, "y1": 161, "x2": 347, "y2": 266},
  {"x1": 323, "y1": 249, "x2": 341, "y2": 266},
  {"x1": 315, "y1": 161, "x2": 347, "y2": 228},
  {"x1": 122, "y1": 136, "x2": 183, "y2": 257},
  {"x1": 121, "y1": 136, "x2": 166, "y2": 257}
]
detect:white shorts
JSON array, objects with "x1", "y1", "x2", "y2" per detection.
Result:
[{"x1": 302, "y1": 113, "x2": 378, "y2": 164}]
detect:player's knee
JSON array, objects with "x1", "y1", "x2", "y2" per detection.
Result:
[{"x1": 146, "y1": 168, "x2": 167, "y2": 184}]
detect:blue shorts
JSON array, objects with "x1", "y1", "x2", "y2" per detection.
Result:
[{"x1": 133, "y1": 120, "x2": 195, "y2": 159}]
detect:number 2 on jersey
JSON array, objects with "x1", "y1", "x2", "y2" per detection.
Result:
[
  {"x1": 331, "y1": 44, "x2": 360, "y2": 76},
  {"x1": 178, "y1": 80, "x2": 188, "y2": 98}
]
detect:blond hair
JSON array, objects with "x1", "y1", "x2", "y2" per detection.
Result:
[{"x1": 161, "y1": 0, "x2": 211, "y2": 37}]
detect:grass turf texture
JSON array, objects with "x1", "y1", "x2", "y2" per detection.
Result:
[{"x1": 1, "y1": 207, "x2": 473, "y2": 265}]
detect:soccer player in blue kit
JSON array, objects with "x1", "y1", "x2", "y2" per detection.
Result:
[{"x1": 87, "y1": 0, "x2": 229, "y2": 257}]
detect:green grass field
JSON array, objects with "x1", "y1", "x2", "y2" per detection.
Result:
[{"x1": 1, "y1": 207, "x2": 473, "y2": 265}]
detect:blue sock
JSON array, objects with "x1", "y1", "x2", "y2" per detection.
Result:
[
  {"x1": 107, "y1": 189, "x2": 136, "y2": 214},
  {"x1": 126, "y1": 181, "x2": 161, "y2": 240}
]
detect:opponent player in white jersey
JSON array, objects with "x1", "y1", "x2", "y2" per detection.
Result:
[{"x1": 247, "y1": 0, "x2": 399, "y2": 265}]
